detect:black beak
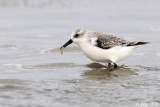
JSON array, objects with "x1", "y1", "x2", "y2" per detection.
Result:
[{"x1": 60, "y1": 39, "x2": 73, "y2": 49}]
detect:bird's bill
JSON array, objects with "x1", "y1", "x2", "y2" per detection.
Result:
[{"x1": 60, "y1": 39, "x2": 73, "y2": 49}]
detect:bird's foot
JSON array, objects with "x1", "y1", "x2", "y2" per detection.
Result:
[
  {"x1": 107, "y1": 62, "x2": 118, "y2": 71},
  {"x1": 114, "y1": 63, "x2": 118, "y2": 69}
]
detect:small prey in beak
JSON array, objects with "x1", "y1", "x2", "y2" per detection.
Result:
[{"x1": 60, "y1": 39, "x2": 73, "y2": 54}]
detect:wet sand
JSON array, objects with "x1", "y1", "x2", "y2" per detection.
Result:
[{"x1": 0, "y1": 0, "x2": 160, "y2": 107}]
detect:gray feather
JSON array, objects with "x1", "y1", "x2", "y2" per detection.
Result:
[{"x1": 89, "y1": 31, "x2": 136, "y2": 49}]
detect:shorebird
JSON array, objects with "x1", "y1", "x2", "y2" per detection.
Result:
[{"x1": 60, "y1": 29, "x2": 149, "y2": 68}]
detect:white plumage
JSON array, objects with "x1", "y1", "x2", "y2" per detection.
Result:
[{"x1": 78, "y1": 41, "x2": 138, "y2": 63}]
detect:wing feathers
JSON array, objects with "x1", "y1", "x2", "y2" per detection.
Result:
[{"x1": 89, "y1": 32, "x2": 148, "y2": 49}]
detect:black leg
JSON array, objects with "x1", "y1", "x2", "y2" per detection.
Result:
[
  {"x1": 114, "y1": 63, "x2": 118, "y2": 68},
  {"x1": 108, "y1": 62, "x2": 111, "y2": 67}
]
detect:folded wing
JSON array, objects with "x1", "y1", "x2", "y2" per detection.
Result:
[{"x1": 90, "y1": 32, "x2": 148, "y2": 49}]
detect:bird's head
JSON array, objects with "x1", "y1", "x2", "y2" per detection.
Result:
[{"x1": 60, "y1": 29, "x2": 87, "y2": 49}]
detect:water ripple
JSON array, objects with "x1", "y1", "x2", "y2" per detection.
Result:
[
  {"x1": 43, "y1": 47, "x2": 81, "y2": 54},
  {"x1": 0, "y1": 45, "x2": 18, "y2": 50},
  {"x1": 22, "y1": 63, "x2": 77, "y2": 70}
]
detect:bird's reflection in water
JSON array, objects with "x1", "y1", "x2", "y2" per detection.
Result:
[{"x1": 81, "y1": 63, "x2": 137, "y2": 80}]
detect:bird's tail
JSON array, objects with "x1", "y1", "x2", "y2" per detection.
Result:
[
  {"x1": 134, "y1": 42, "x2": 149, "y2": 46},
  {"x1": 127, "y1": 42, "x2": 149, "y2": 46}
]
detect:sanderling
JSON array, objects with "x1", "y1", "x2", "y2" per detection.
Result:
[{"x1": 60, "y1": 29, "x2": 149, "y2": 68}]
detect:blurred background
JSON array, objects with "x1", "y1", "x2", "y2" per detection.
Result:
[
  {"x1": 0, "y1": 0, "x2": 160, "y2": 37},
  {"x1": 0, "y1": 0, "x2": 160, "y2": 107}
]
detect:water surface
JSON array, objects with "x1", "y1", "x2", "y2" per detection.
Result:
[{"x1": 0, "y1": 0, "x2": 160, "y2": 107}]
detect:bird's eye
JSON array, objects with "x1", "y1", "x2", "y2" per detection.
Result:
[{"x1": 74, "y1": 34, "x2": 79, "y2": 38}]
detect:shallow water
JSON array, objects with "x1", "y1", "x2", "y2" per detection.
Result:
[{"x1": 0, "y1": 0, "x2": 160, "y2": 107}]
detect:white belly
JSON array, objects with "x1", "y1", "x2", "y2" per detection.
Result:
[{"x1": 78, "y1": 42, "x2": 138, "y2": 63}]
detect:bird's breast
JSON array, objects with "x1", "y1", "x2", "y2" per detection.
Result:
[
  {"x1": 77, "y1": 42, "x2": 136, "y2": 63},
  {"x1": 77, "y1": 42, "x2": 111, "y2": 62}
]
